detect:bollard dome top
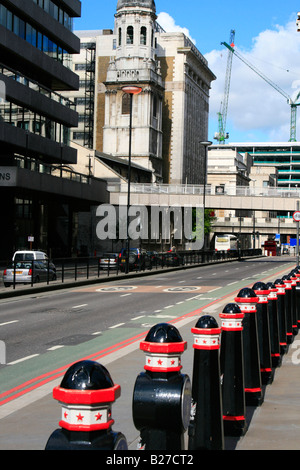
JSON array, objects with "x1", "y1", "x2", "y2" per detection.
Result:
[
  {"x1": 275, "y1": 278, "x2": 284, "y2": 285},
  {"x1": 252, "y1": 281, "x2": 267, "y2": 290},
  {"x1": 266, "y1": 282, "x2": 276, "y2": 289},
  {"x1": 252, "y1": 281, "x2": 269, "y2": 292},
  {"x1": 144, "y1": 322, "x2": 183, "y2": 343},
  {"x1": 60, "y1": 360, "x2": 114, "y2": 391},
  {"x1": 195, "y1": 315, "x2": 219, "y2": 329},
  {"x1": 236, "y1": 287, "x2": 256, "y2": 298},
  {"x1": 222, "y1": 303, "x2": 241, "y2": 314}
]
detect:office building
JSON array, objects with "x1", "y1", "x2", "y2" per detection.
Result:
[{"x1": 0, "y1": 0, "x2": 107, "y2": 259}]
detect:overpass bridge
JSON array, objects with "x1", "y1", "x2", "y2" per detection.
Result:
[
  {"x1": 108, "y1": 182, "x2": 300, "y2": 213},
  {"x1": 107, "y1": 183, "x2": 300, "y2": 242}
]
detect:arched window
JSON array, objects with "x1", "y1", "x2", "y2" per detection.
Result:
[
  {"x1": 126, "y1": 26, "x2": 134, "y2": 44},
  {"x1": 118, "y1": 27, "x2": 122, "y2": 46},
  {"x1": 122, "y1": 93, "x2": 130, "y2": 114},
  {"x1": 140, "y1": 26, "x2": 147, "y2": 45}
]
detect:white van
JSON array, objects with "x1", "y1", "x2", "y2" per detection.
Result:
[{"x1": 12, "y1": 251, "x2": 56, "y2": 271}]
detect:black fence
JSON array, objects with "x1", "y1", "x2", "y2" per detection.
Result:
[{"x1": 0, "y1": 249, "x2": 263, "y2": 290}]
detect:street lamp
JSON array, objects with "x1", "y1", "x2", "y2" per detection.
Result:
[
  {"x1": 199, "y1": 141, "x2": 212, "y2": 249},
  {"x1": 122, "y1": 85, "x2": 142, "y2": 273}
]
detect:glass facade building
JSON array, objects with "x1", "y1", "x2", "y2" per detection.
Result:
[{"x1": 0, "y1": 0, "x2": 107, "y2": 260}]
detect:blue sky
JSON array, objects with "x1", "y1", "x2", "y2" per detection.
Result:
[{"x1": 74, "y1": 1, "x2": 300, "y2": 143}]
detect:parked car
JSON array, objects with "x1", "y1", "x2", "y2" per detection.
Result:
[
  {"x1": 147, "y1": 251, "x2": 162, "y2": 266},
  {"x1": 12, "y1": 250, "x2": 56, "y2": 272},
  {"x1": 162, "y1": 252, "x2": 184, "y2": 267},
  {"x1": 99, "y1": 253, "x2": 119, "y2": 270},
  {"x1": 119, "y1": 249, "x2": 151, "y2": 271},
  {"x1": 3, "y1": 261, "x2": 57, "y2": 287}
]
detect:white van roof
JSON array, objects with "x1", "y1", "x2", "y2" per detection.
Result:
[{"x1": 12, "y1": 251, "x2": 48, "y2": 259}]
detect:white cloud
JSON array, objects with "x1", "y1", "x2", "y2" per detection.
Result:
[
  {"x1": 157, "y1": 12, "x2": 196, "y2": 44},
  {"x1": 205, "y1": 19, "x2": 300, "y2": 142}
]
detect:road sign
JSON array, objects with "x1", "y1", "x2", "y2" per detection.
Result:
[{"x1": 293, "y1": 212, "x2": 300, "y2": 222}]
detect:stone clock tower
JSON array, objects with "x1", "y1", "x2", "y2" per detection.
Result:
[{"x1": 103, "y1": 0, "x2": 164, "y2": 182}]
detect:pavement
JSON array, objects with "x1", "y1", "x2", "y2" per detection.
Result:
[{"x1": 0, "y1": 258, "x2": 299, "y2": 451}]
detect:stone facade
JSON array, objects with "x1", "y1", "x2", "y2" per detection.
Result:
[{"x1": 68, "y1": 1, "x2": 215, "y2": 184}]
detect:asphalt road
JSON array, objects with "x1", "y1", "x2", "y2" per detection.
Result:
[
  {"x1": 0, "y1": 256, "x2": 295, "y2": 368},
  {"x1": 0, "y1": 255, "x2": 297, "y2": 451}
]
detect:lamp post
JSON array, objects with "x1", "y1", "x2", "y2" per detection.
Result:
[
  {"x1": 122, "y1": 85, "x2": 142, "y2": 273},
  {"x1": 199, "y1": 141, "x2": 212, "y2": 249}
]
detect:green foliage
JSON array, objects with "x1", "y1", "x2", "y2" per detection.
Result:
[{"x1": 192, "y1": 208, "x2": 216, "y2": 236}]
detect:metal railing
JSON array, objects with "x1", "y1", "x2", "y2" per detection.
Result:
[
  {"x1": 15, "y1": 156, "x2": 91, "y2": 184},
  {"x1": 0, "y1": 249, "x2": 263, "y2": 291},
  {"x1": 107, "y1": 182, "x2": 300, "y2": 198}
]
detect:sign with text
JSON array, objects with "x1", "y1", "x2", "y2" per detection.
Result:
[{"x1": 0, "y1": 167, "x2": 16, "y2": 186}]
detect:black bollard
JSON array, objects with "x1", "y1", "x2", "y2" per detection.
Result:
[
  {"x1": 220, "y1": 303, "x2": 247, "y2": 437},
  {"x1": 282, "y1": 275, "x2": 294, "y2": 344},
  {"x1": 274, "y1": 278, "x2": 288, "y2": 355},
  {"x1": 289, "y1": 270, "x2": 299, "y2": 335},
  {"x1": 188, "y1": 315, "x2": 224, "y2": 450},
  {"x1": 266, "y1": 282, "x2": 282, "y2": 368},
  {"x1": 45, "y1": 360, "x2": 127, "y2": 450},
  {"x1": 235, "y1": 287, "x2": 263, "y2": 406},
  {"x1": 132, "y1": 323, "x2": 191, "y2": 451},
  {"x1": 252, "y1": 282, "x2": 273, "y2": 385}
]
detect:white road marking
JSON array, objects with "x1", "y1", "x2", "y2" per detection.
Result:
[
  {"x1": 109, "y1": 323, "x2": 125, "y2": 329},
  {"x1": 72, "y1": 304, "x2": 87, "y2": 309},
  {"x1": 8, "y1": 354, "x2": 39, "y2": 365},
  {"x1": 0, "y1": 320, "x2": 19, "y2": 327}
]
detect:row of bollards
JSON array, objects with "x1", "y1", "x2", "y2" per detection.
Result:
[{"x1": 45, "y1": 265, "x2": 300, "y2": 451}]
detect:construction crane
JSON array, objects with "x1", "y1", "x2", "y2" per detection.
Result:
[
  {"x1": 221, "y1": 40, "x2": 300, "y2": 142},
  {"x1": 214, "y1": 29, "x2": 235, "y2": 144}
]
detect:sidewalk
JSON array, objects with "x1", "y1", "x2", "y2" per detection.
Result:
[{"x1": 0, "y1": 297, "x2": 299, "y2": 450}]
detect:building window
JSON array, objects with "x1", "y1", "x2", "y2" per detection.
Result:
[
  {"x1": 0, "y1": 5, "x2": 6, "y2": 26},
  {"x1": 118, "y1": 27, "x2": 122, "y2": 46},
  {"x1": 126, "y1": 26, "x2": 134, "y2": 44},
  {"x1": 73, "y1": 132, "x2": 85, "y2": 140},
  {"x1": 140, "y1": 26, "x2": 147, "y2": 45},
  {"x1": 0, "y1": 98, "x2": 70, "y2": 146},
  {"x1": 153, "y1": 94, "x2": 157, "y2": 117},
  {"x1": 122, "y1": 93, "x2": 130, "y2": 114},
  {"x1": 75, "y1": 63, "x2": 87, "y2": 71},
  {"x1": 0, "y1": 3, "x2": 73, "y2": 68}
]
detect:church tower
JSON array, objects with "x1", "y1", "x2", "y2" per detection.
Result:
[{"x1": 103, "y1": 0, "x2": 164, "y2": 181}]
